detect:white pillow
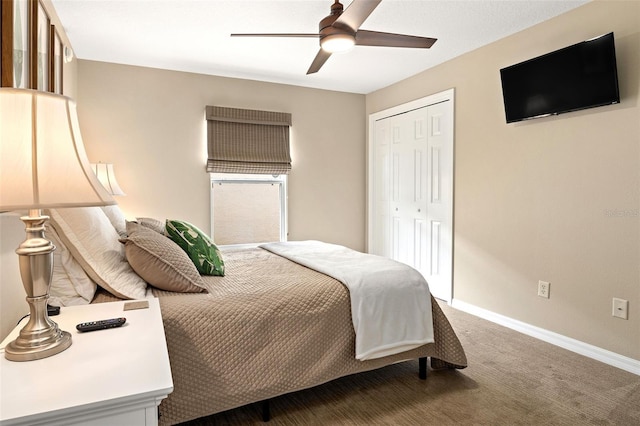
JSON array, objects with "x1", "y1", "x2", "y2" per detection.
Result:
[
  {"x1": 101, "y1": 204, "x2": 127, "y2": 237},
  {"x1": 46, "y1": 223, "x2": 97, "y2": 306},
  {"x1": 49, "y1": 207, "x2": 147, "y2": 300}
]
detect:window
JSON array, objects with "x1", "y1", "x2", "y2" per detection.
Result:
[
  {"x1": 210, "y1": 173, "x2": 287, "y2": 246},
  {"x1": 205, "y1": 106, "x2": 291, "y2": 246}
]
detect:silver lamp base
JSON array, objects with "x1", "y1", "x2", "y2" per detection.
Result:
[
  {"x1": 4, "y1": 210, "x2": 72, "y2": 362},
  {"x1": 5, "y1": 296, "x2": 72, "y2": 362}
]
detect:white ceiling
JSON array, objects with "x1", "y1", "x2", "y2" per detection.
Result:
[{"x1": 51, "y1": 0, "x2": 590, "y2": 94}]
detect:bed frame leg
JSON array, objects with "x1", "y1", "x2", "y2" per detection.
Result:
[
  {"x1": 419, "y1": 357, "x2": 427, "y2": 380},
  {"x1": 262, "y1": 399, "x2": 271, "y2": 422}
]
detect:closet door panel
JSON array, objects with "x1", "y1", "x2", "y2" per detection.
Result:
[
  {"x1": 424, "y1": 103, "x2": 453, "y2": 301},
  {"x1": 369, "y1": 90, "x2": 453, "y2": 302}
]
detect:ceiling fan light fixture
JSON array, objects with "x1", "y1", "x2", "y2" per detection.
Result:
[{"x1": 321, "y1": 33, "x2": 355, "y2": 53}]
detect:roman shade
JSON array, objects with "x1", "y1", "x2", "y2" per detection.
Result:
[{"x1": 206, "y1": 106, "x2": 292, "y2": 175}]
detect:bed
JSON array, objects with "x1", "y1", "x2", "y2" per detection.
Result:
[{"x1": 45, "y1": 205, "x2": 467, "y2": 426}]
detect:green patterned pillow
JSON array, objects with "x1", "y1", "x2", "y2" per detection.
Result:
[{"x1": 165, "y1": 219, "x2": 225, "y2": 276}]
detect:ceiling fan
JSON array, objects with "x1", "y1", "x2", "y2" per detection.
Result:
[{"x1": 231, "y1": 0, "x2": 437, "y2": 75}]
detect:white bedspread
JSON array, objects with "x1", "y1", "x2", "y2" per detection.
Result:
[{"x1": 260, "y1": 241, "x2": 434, "y2": 361}]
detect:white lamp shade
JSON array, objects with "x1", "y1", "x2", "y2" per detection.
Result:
[
  {"x1": 91, "y1": 163, "x2": 126, "y2": 196},
  {"x1": 0, "y1": 89, "x2": 115, "y2": 210}
]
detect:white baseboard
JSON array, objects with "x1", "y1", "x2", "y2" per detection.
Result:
[{"x1": 451, "y1": 299, "x2": 640, "y2": 376}]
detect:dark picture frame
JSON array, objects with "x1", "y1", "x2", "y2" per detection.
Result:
[
  {"x1": 1, "y1": 0, "x2": 66, "y2": 92},
  {"x1": 52, "y1": 25, "x2": 62, "y2": 93},
  {"x1": 13, "y1": 0, "x2": 29, "y2": 88},
  {"x1": 34, "y1": 0, "x2": 50, "y2": 91},
  {"x1": 2, "y1": 0, "x2": 31, "y2": 88}
]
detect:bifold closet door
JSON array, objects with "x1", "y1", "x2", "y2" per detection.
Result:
[
  {"x1": 389, "y1": 107, "x2": 428, "y2": 269},
  {"x1": 422, "y1": 101, "x2": 453, "y2": 302},
  {"x1": 371, "y1": 99, "x2": 453, "y2": 302}
]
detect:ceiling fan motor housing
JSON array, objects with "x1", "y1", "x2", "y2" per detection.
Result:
[{"x1": 320, "y1": 1, "x2": 356, "y2": 51}]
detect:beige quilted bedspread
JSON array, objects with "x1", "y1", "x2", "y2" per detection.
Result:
[{"x1": 98, "y1": 247, "x2": 467, "y2": 425}]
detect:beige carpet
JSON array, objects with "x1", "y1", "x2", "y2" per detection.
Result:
[{"x1": 179, "y1": 301, "x2": 639, "y2": 425}]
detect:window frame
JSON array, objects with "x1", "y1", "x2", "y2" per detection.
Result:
[{"x1": 209, "y1": 173, "x2": 288, "y2": 247}]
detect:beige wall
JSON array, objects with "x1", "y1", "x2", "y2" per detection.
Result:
[
  {"x1": 367, "y1": 0, "x2": 639, "y2": 360},
  {"x1": 75, "y1": 61, "x2": 366, "y2": 252},
  {"x1": 0, "y1": 214, "x2": 27, "y2": 340}
]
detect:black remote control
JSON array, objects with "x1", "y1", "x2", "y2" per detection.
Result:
[{"x1": 76, "y1": 317, "x2": 126, "y2": 332}]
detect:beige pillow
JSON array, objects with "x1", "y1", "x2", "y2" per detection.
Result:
[
  {"x1": 123, "y1": 221, "x2": 205, "y2": 293},
  {"x1": 136, "y1": 217, "x2": 165, "y2": 235},
  {"x1": 102, "y1": 204, "x2": 127, "y2": 237},
  {"x1": 46, "y1": 223, "x2": 97, "y2": 306},
  {"x1": 48, "y1": 207, "x2": 147, "y2": 300}
]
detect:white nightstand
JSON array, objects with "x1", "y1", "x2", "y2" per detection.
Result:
[{"x1": 0, "y1": 298, "x2": 173, "y2": 426}]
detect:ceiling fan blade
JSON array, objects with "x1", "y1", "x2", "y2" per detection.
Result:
[
  {"x1": 307, "y1": 49, "x2": 332, "y2": 74},
  {"x1": 355, "y1": 30, "x2": 437, "y2": 48},
  {"x1": 334, "y1": 0, "x2": 382, "y2": 31},
  {"x1": 231, "y1": 33, "x2": 319, "y2": 38}
]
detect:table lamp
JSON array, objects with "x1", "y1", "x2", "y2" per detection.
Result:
[
  {"x1": 91, "y1": 163, "x2": 126, "y2": 196},
  {"x1": 0, "y1": 88, "x2": 115, "y2": 361}
]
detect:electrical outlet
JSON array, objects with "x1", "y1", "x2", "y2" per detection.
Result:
[
  {"x1": 612, "y1": 298, "x2": 628, "y2": 320},
  {"x1": 538, "y1": 281, "x2": 550, "y2": 298}
]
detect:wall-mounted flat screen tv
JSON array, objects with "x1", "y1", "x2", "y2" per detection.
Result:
[{"x1": 500, "y1": 32, "x2": 620, "y2": 123}]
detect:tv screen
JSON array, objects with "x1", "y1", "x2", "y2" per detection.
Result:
[{"x1": 500, "y1": 32, "x2": 620, "y2": 123}]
